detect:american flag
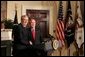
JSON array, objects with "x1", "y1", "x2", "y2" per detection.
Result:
[{"x1": 55, "y1": 1, "x2": 65, "y2": 47}]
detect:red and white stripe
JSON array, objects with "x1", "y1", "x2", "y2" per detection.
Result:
[{"x1": 56, "y1": 19, "x2": 65, "y2": 47}]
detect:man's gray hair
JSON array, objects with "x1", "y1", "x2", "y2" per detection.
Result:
[{"x1": 21, "y1": 15, "x2": 29, "y2": 20}]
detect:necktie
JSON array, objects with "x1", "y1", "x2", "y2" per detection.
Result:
[{"x1": 32, "y1": 29, "x2": 35, "y2": 41}]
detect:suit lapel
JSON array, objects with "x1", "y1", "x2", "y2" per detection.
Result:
[{"x1": 35, "y1": 29, "x2": 37, "y2": 42}]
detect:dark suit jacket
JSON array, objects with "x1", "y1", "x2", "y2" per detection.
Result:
[
  {"x1": 29, "y1": 25, "x2": 44, "y2": 49},
  {"x1": 12, "y1": 23, "x2": 31, "y2": 50}
]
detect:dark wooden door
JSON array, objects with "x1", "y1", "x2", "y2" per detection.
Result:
[
  {"x1": 26, "y1": 10, "x2": 49, "y2": 38},
  {"x1": 39, "y1": 21, "x2": 48, "y2": 38}
]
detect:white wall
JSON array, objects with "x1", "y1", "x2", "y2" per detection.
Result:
[
  {"x1": 7, "y1": 1, "x2": 54, "y2": 36},
  {"x1": 7, "y1": 1, "x2": 77, "y2": 36}
]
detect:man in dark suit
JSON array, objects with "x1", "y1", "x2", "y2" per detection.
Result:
[
  {"x1": 29, "y1": 18, "x2": 47, "y2": 56},
  {"x1": 12, "y1": 15, "x2": 32, "y2": 56}
]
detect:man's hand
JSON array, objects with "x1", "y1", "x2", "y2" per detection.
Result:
[{"x1": 29, "y1": 41, "x2": 33, "y2": 45}]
